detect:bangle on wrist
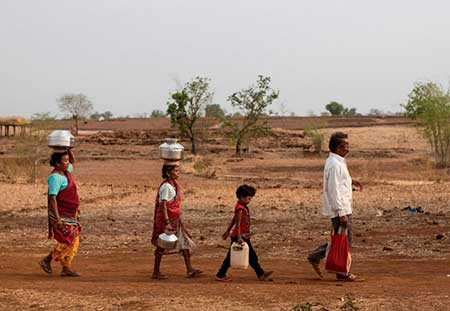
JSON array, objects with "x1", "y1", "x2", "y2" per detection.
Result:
[{"x1": 165, "y1": 219, "x2": 170, "y2": 224}]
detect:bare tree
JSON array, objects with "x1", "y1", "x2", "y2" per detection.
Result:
[{"x1": 57, "y1": 93, "x2": 93, "y2": 135}]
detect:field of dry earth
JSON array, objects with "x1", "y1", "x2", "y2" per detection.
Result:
[{"x1": 0, "y1": 119, "x2": 449, "y2": 310}]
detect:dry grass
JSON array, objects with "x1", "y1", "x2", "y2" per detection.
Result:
[
  {"x1": 1, "y1": 124, "x2": 450, "y2": 310},
  {"x1": 0, "y1": 116, "x2": 30, "y2": 124}
]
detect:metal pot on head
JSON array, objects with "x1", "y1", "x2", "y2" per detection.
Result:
[
  {"x1": 159, "y1": 138, "x2": 184, "y2": 161},
  {"x1": 48, "y1": 130, "x2": 75, "y2": 152}
]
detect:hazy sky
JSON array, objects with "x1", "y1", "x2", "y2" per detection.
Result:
[{"x1": 2, "y1": 0, "x2": 450, "y2": 118}]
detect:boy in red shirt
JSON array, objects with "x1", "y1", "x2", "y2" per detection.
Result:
[{"x1": 215, "y1": 184, "x2": 273, "y2": 282}]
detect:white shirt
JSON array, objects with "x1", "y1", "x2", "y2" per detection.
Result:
[
  {"x1": 159, "y1": 182, "x2": 176, "y2": 202},
  {"x1": 322, "y1": 152, "x2": 353, "y2": 218}
]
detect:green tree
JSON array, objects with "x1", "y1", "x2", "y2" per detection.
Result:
[
  {"x1": 167, "y1": 76, "x2": 213, "y2": 154},
  {"x1": 90, "y1": 112, "x2": 101, "y2": 119},
  {"x1": 342, "y1": 107, "x2": 358, "y2": 116},
  {"x1": 31, "y1": 112, "x2": 57, "y2": 121},
  {"x1": 57, "y1": 93, "x2": 93, "y2": 135},
  {"x1": 205, "y1": 104, "x2": 225, "y2": 118},
  {"x1": 325, "y1": 101, "x2": 344, "y2": 115},
  {"x1": 325, "y1": 101, "x2": 358, "y2": 116},
  {"x1": 404, "y1": 81, "x2": 450, "y2": 167},
  {"x1": 368, "y1": 108, "x2": 384, "y2": 116},
  {"x1": 102, "y1": 111, "x2": 113, "y2": 119},
  {"x1": 90, "y1": 111, "x2": 113, "y2": 120},
  {"x1": 223, "y1": 75, "x2": 279, "y2": 155},
  {"x1": 229, "y1": 111, "x2": 242, "y2": 117},
  {"x1": 150, "y1": 109, "x2": 167, "y2": 118}
]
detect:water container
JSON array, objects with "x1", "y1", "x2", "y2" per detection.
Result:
[
  {"x1": 47, "y1": 130, "x2": 75, "y2": 152},
  {"x1": 159, "y1": 138, "x2": 184, "y2": 160},
  {"x1": 230, "y1": 241, "x2": 249, "y2": 269},
  {"x1": 157, "y1": 232, "x2": 178, "y2": 250}
]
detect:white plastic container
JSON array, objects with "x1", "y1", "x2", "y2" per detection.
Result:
[
  {"x1": 230, "y1": 241, "x2": 249, "y2": 269},
  {"x1": 48, "y1": 130, "x2": 75, "y2": 152}
]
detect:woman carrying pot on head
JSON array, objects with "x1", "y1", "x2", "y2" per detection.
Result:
[
  {"x1": 151, "y1": 162, "x2": 202, "y2": 279},
  {"x1": 39, "y1": 148, "x2": 81, "y2": 277}
]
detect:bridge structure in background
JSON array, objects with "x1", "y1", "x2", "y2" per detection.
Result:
[{"x1": 0, "y1": 117, "x2": 31, "y2": 137}]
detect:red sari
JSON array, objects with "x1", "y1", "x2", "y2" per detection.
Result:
[
  {"x1": 48, "y1": 170, "x2": 80, "y2": 245},
  {"x1": 151, "y1": 180, "x2": 192, "y2": 249}
]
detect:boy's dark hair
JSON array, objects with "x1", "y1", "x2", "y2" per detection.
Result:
[
  {"x1": 49, "y1": 151, "x2": 68, "y2": 167},
  {"x1": 162, "y1": 164, "x2": 177, "y2": 179},
  {"x1": 236, "y1": 184, "x2": 256, "y2": 199},
  {"x1": 329, "y1": 132, "x2": 348, "y2": 153}
]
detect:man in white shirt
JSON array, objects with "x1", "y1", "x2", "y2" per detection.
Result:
[{"x1": 307, "y1": 132, "x2": 362, "y2": 281}]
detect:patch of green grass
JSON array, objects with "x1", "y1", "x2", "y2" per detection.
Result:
[
  {"x1": 340, "y1": 294, "x2": 360, "y2": 311},
  {"x1": 291, "y1": 302, "x2": 312, "y2": 311}
]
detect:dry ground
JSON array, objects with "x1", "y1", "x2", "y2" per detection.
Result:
[{"x1": 1, "y1": 124, "x2": 450, "y2": 310}]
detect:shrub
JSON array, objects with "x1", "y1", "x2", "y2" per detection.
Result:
[
  {"x1": 404, "y1": 81, "x2": 450, "y2": 168},
  {"x1": 303, "y1": 120, "x2": 327, "y2": 154}
]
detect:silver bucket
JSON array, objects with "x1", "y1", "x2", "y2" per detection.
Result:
[
  {"x1": 159, "y1": 138, "x2": 184, "y2": 160},
  {"x1": 48, "y1": 130, "x2": 75, "y2": 151}
]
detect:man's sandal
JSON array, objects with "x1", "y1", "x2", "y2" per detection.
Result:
[
  {"x1": 38, "y1": 259, "x2": 52, "y2": 274},
  {"x1": 187, "y1": 269, "x2": 203, "y2": 278},
  {"x1": 215, "y1": 275, "x2": 232, "y2": 282},
  {"x1": 307, "y1": 258, "x2": 323, "y2": 279},
  {"x1": 151, "y1": 273, "x2": 168, "y2": 280},
  {"x1": 336, "y1": 273, "x2": 364, "y2": 282},
  {"x1": 258, "y1": 271, "x2": 274, "y2": 281},
  {"x1": 60, "y1": 269, "x2": 80, "y2": 277}
]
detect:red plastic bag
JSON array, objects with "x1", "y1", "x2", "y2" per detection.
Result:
[{"x1": 325, "y1": 228, "x2": 352, "y2": 275}]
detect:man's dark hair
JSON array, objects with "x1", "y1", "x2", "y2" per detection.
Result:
[
  {"x1": 329, "y1": 132, "x2": 348, "y2": 153},
  {"x1": 49, "y1": 151, "x2": 68, "y2": 167},
  {"x1": 162, "y1": 164, "x2": 177, "y2": 179},
  {"x1": 236, "y1": 184, "x2": 256, "y2": 199}
]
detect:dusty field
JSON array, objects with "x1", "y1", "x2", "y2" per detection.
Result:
[
  {"x1": 1, "y1": 122, "x2": 450, "y2": 310},
  {"x1": 32, "y1": 115, "x2": 415, "y2": 132}
]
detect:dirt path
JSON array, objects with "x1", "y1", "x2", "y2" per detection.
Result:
[{"x1": 1, "y1": 249, "x2": 449, "y2": 310}]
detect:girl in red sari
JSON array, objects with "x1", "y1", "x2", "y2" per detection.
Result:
[
  {"x1": 151, "y1": 164, "x2": 202, "y2": 279},
  {"x1": 39, "y1": 149, "x2": 81, "y2": 277}
]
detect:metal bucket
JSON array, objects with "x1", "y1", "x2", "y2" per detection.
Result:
[
  {"x1": 157, "y1": 232, "x2": 178, "y2": 249},
  {"x1": 159, "y1": 138, "x2": 184, "y2": 160},
  {"x1": 48, "y1": 130, "x2": 75, "y2": 151}
]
